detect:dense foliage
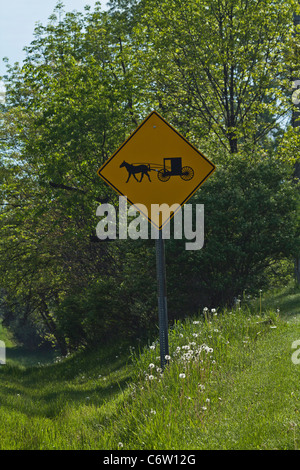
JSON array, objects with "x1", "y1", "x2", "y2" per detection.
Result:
[{"x1": 1, "y1": 0, "x2": 300, "y2": 352}]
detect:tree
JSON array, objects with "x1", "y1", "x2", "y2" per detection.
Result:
[
  {"x1": 131, "y1": 0, "x2": 300, "y2": 157},
  {"x1": 0, "y1": 3, "x2": 144, "y2": 350},
  {"x1": 292, "y1": 11, "x2": 300, "y2": 283}
]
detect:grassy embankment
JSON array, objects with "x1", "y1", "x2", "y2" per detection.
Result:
[{"x1": 0, "y1": 285, "x2": 300, "y2": 450}]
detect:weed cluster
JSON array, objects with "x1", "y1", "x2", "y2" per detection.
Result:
[{"x1": 114, "y1": 305, "x2": 278, "y2": 449}]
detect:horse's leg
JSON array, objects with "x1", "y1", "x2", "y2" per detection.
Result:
[
  {"x1": 126, "y1": 172, "x2": 131, "y2": 183},
  {"x1": 145, "y1": 171, "x2": 151, "y2": 182},
  {"x1": 140, "y1": 172, "x2": 144, "y2": 182},
  {"x1": 133, "y1": 173, "x2": 139, "y2": 182}
]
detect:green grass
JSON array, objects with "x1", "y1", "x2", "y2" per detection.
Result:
[
  {"x1": 260, "y1": 283, "x2": 300, "y2": 318},
  {"x1": 0, "y1": 286, "x2": 300, "y2": 450},
  {"x1": 0, "y1": 341, "x2": 134, "y2": 449}
]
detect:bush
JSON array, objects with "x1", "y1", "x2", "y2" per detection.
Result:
[
  {"x1": 53, "y1": 155, "x2": 300, "y2": 350},
  {"x1": 165, "y1": 155, "x2": 300, "y2": 314}
]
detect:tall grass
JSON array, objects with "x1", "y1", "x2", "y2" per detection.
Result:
[
  {"x1": 0, "y1": 296, "x2": 300, "y2": 450},
  {"x1": 114, "y1": 305, "x2": 285, "y2": 450}
]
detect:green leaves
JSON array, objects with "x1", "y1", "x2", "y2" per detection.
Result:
[
  {"x1": 1, "y1": 0, "x2": 300, "y2": 352},
  {"x1": 134, "y1": 0, "x2": 298, "y2": 156}
]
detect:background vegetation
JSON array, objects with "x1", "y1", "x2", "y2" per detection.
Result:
[{"x1": 1, "y1": 0, "x2": 300, "y2": 355}]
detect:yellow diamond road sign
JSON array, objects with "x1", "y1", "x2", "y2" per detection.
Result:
[{"x1": 97, "y1": 111, "x2": 216, "y2": 229}]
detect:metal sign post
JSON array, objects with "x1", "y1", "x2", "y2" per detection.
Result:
[{"x1": 156, "y1": 230, "x2": 169, "y2": 370}]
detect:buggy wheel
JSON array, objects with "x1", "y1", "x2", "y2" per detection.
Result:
[
  {"x1": 158, "y1": 169, "x2": 171, "y2": 182},
  {"x1": 181, "y1": 166, "x2": 194, "y2": 181}
]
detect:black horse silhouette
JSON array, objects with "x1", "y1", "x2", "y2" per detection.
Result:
[{"x1": 120, "y1": 160, "x2": 152, "y2": 182}]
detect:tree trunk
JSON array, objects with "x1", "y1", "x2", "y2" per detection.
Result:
[
  {"x1": 40, "y1": 299, "x2": 68, "y2": 356},
  {"x1": 295, "y1": 258, "x2": 300, "y2": 284},
  {"x1": 293, "y1": 13, "x2": 300, "y2": 284}
]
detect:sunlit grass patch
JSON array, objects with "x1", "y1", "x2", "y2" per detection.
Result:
[{"x1": 112, "y1": 305, "x2": 284, "y2": 450}]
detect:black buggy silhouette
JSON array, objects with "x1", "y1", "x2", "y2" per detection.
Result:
[{"x1": 157, "y1": 157, "x2": 194, "y2": 182}]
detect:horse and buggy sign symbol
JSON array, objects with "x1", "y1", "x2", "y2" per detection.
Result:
[
  {"x1": 120, "y1": 157, "x2": 194, "y2": 183},
  {"x1": 97, "y1": 110, "x2": 215, "y2": 230}
]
